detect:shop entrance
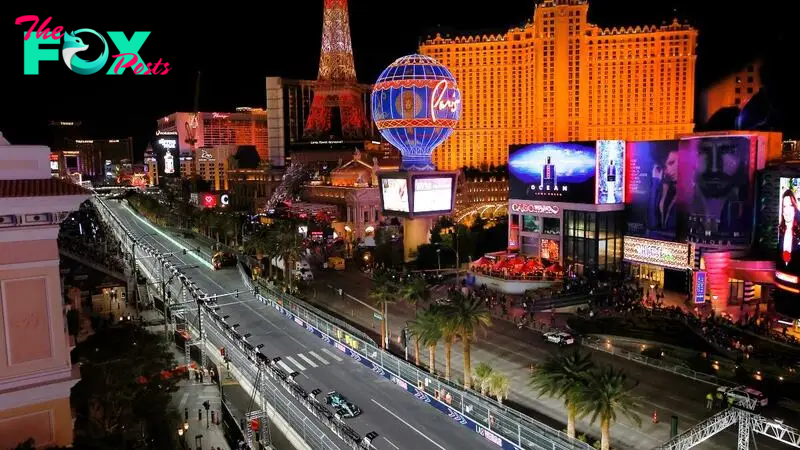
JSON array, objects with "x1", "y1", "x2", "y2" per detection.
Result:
[{"x1": 631, "y1": 263, "x2": 664, "y2": 287}]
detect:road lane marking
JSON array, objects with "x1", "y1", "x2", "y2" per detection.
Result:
[
  {"x1": 383, "y1": 437, "x2": 399, "y2": 449},
  {"x1": 370, "y1": 399, "x2": 446, "y2": 450},
  {"x1": 308, "y1": 351, "x2": 329, "y2": 365},
  {"x1": 277, "y1": 360, "x2": 293, "y2": 373},
  {"x1": 285, "y1": 356, "x2": 306, "y2": 371},
  {"x1": 298, "y1": 353, "x2": 318, "y2": 368},
  {"x1": 321, "y1": 348, "x2": 343, "y2": 362}
]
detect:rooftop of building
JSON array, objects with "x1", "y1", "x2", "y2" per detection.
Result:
[{"x1": 0, "y1": 178, "x2": 90, "y2": 198}]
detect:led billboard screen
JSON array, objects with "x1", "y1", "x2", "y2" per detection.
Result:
[
  {"x1": 625, "y1": 140, "x2": 680, "y2": 239},
  {"x1": 380, "y1": 177, "x2": 410, "y2": 214},
  {"x1": 413, "y1": 177, "x2": 454, "y2": 214},
  {"x1": 154, "y1": 135, "x2": 180, "y2": 180},
  {"x1": 776, "y1": 177, "x2": 800, "y2": 291},
  {"x1": 679, "y1": 136, "x2": 754, "y2": 245},
  {"x1": 509, "y1": 141, "x2": 597, "y2": 203},
  {"x1": 596, "y1": 140, "x2": 625, "y2": 204}
]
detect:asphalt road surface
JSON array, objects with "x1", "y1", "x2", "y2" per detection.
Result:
[
  {"x1": 312, "y1": 270, "x2": 799, "y2": 450},
  {"x1": 107, "y1": 200, "x2": 500, "y2": 450}
]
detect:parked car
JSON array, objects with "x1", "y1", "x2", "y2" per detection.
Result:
[{"x1": 717, "y1": 385, "x2": 768, "y2": 409}]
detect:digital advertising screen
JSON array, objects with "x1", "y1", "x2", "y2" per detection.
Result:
[
  {"x1": 596, "y1": 140, "x2": 625, "y2": 204},
  {"x1": 625, "y1": 140, "x2": 680, "y2": 239},
  {"x1": 508, "y1": 141, "x2": 597, "y2": 203},
  {"x1": 154, "y1": 136, "x2": 180, "y2": 180},
  {"x1": 412, "y1": 176, "x2": 454, "y2": 214},
  {"x1": 776, "y1": 177, "x2": 800, "y2": 291},
  {"x1": 380, "y1": 177, "x2": 410, "y2": 214},
  {"x1": 541, "y1": 238, "x2": 560, "y2": 262},
  {"x1": 679, "y1": 136, "x2": 755, "y2": 245},
  {"x1": 198, "y1": 192, "x2": 231, "y2": 209}
]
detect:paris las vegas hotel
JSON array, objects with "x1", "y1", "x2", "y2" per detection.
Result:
[{"x1": 420, "y1": 0, "x2": 696, "y2": 171}]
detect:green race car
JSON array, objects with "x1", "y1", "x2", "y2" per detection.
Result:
[{"x1": 325, "y1": 391, "x2": 362, "y2": 418}]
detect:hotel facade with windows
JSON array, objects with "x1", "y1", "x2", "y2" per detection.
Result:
[{"x1": 420, "y1": 0, "x2": 698, "y2": 171}]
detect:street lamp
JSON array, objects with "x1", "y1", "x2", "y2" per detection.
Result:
[
  {"x1": 436, "y1": 248, "x2": 442, "y2": 276},
  {"x1": 649, "y1": 283, "x2": 656, "y2": 310}
]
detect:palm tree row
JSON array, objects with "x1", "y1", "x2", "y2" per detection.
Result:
[
  {"x1": 529, "y1": 351, "x2": 641, "y2": 450},
  {"x1": 386, "y1": 284, "x2": 491, "y2": 390},
  {"x1": 244, "y1": 220, "x2": 304, "y2": 289}
]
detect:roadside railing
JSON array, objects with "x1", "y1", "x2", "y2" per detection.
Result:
[{"x1": 580, "y1": 335, "x2": 732, "y2": 386}]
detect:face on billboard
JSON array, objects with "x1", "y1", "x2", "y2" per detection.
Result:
[
  {"x1": 413, "y1": 177, "x2": 453, "y2": 214},
  {"x1": 508, "y1": 141, "x2": 597, "y2": 203},
  {"x1": 776, "y1": 178, "x2": 800, "y2": 290},
  {"x1": 381, "y1": 178, "x2": 409, "y2": 213},
  {"x1": 625, "y1": 140, "x2": 680, "y2": 239},
  {"x1": 679, "y1": 136, "x2": 753, "y2": 245},
  {"x1": 596, "y1": 140, "x2": 625, "y2": 204}
]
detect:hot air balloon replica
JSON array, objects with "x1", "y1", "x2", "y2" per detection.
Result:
[{"x1": 371, "y1": 54, "x2": 462, "y2": 261}]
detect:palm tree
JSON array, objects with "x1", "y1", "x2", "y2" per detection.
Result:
[
  {"x1": 529, "y1": 351, "x2": 594, "y2": 439},
  {"x1": 271, "y1": 220, "x2": 304, "y2": 288},
  {"x1": 473, "y1": 362, "x2": 494, "y2": 395},
  {"x1": 401, "y1": 277, "x2": 430, "y2": 316},
  {"x1": 443, "y1": 292, "x2": 492, "y2": 389},
  {"x1": 244, "y1": 228, "x2": 272, "y2": 261},
  {"x1": 369, "y1": 274, "x2": 397, "y2": 349},
  {"x1": 487, "y1": 372, "x2": 510, "y2": 404},
  {"x1": 574, "y1": 366, "x2": 642, "y2": 450},
  {"x1": 434, "y1": 306, "x2": 458, "y2": 381},
  {"x1": 408, "y1": 309, "x2": 442, "y2": 374}
]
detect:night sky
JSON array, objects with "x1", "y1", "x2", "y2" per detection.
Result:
[{"x1": 0, "y1": 1, "x2": 795, "y2": 158}]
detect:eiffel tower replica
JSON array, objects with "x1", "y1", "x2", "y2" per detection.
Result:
[{"x1": 303, "y1": 0, "x2": 368, "y2": 141}]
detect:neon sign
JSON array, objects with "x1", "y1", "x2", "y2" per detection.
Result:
[
  {"x1": 212, "y1": 112, "x2": 230, "y2": 119},
  {"x1": 75, "y1": 139, "x2": 94, "y2": 144},
  {"x1": 623, "y1": 236, "x2": 690, "y2": 270},
  {"x1": 510, "y1": 202, "x2": 560, "y2": 215},
  {"x1": 430, "y1": 79, "x2": 461, "y2": 122},
  {"x1": 156, "y1": 130, "x2": 178, "y2": 136},
  {"x1": 158, "y1": 138, "x2": 176, "y2": 150},
  {"x1": 199, "y1": 149, "x2": 213, "y2": 160}
]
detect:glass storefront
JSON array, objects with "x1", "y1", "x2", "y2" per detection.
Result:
[{"x1": 563, "y1": 210, "x2": 624, "y2": 273}]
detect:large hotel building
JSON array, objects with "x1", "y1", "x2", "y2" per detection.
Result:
[{"x1": 419, "y1": 0, "x2": 698, "y2": 170}]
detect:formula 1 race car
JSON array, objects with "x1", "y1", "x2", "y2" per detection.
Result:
[{"x1": 325, "y1": 391, "x2": 362, "y2": 419}]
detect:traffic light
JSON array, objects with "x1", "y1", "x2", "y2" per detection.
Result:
[
  {"x1": 235, "y1": 289, "x2": 239, "y2": 298},
  {"x1": 182, "y1": 249, "x2": 187, "y2": 255},
  {"x1": 220, "y1": 347, "x2": 226, "y2": 357},
  {"x1": 254, "y1": 286, "x2": 259, "y2": 295}
]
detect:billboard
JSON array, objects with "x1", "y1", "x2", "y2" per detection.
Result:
[
  {"x1": 679, "y1": 136, "x2": 754, "y2": 245},
  {"x1": 413, "y1": 176, "x2": 454, "y2": 214},
  {"x1": 509, "y1": 141, "x2": 597, "y2": 203},
  {"x1": 776, "y1": 177, "x2": 800, "y2": 291},
  {"x1": 596, "y1": 140, "x2": 625, "y2": 204},
  {"x1": 541, "y1": 238, "x2": 560, "y2": 262},
  {"x1": 625, "y1": 140, "x2": 680, "y2": 239},
  {"x1": 175, "y1": 113, "x2": 205, "y2": 155},
  {"x1": 380, "y1": 177, "x2": 410, "y2": 214},
  {"x1": 198, "y1": 192, "x2": 231, "y2": 209},
  {"x1": 154, "y1": 135, "x2": 180, "y2": 180}
]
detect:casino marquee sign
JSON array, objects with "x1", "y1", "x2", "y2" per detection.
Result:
[{"x1": 623, "y1": 236, "x2": 692, "y2": 270}]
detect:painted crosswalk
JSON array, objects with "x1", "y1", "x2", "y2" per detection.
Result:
[{"x1": 273, "y1": 348, "x2": 343, "y2": 373}]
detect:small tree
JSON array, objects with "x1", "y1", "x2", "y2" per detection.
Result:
[
  {"x1": 487, "y1": 372, "x2": 511, "y2": 404},
  {"x1": 473, "y1": 362, "x2": 494, "y2": 395}
]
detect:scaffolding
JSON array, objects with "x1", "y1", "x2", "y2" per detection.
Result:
[{"x1": 654, "y1": 407, "x2": 800, "y2": 450}]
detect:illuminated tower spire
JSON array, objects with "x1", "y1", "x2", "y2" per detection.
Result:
[{"x1": 304, "y1": 0, "x2": 367, "y2": 140}]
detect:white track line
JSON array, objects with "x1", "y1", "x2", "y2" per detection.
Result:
[
  {"x1": 321, "y1": 348, "x2": 343, "y2": 362},
  {"x1": 298, "y1": 353, "x2": 318, "y2": 368},
  {"x1": 277, "y1": 360, "x2": 293, "y2": 373},
  {"x1": 285, "y1": 356, "x2": 306, "y2": 371},
  {"x1": 308, "y1": 351, "x2": 329, "y2": 365},
  {"x1": 370, "y1": 399, "x2": 446, "y2": 450}
]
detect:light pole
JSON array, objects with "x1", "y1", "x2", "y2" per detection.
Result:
[
  {"x1": 650, "y1": 283, "x2": 656, "y2": 311},
  {"x1": 436, "y1": 248, "x2": 442, "y2": 276}
]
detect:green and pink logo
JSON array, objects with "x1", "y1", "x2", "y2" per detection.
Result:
[{"x1": 16, "y1": 15, "x2": 172, "y2": 75}]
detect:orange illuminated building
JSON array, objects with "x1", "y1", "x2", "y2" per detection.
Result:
[
  {"x1": 420, "y1": 0, "x2": 698, "y2": 170},
  {"x1": 700, "y1": 60, "x2": 763, "y2": 123}
]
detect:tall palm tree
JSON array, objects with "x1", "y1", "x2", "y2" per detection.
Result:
[
  {"x1": 444, "y1": 292, "x2": 492, "y2": 389},
  {"x1": 271, "y1": 220, "x2": 304, "y2": 288},
  {"x1": 574, "y1": 366, "x2": 642, "y2": 450},
  {"x1": 244, "y1": 228, "x2": 272, "y2": 260},
  {"x1": 413, "y1": 309, "x2": 442, "y2": 375},
  {"x1": 434, "y1": 306, "x2": 458, "y2": 381},
  {"x1": 473, "y1": 362, "x2": 494, "y2": 396},
  {"x1": 401, "y1": 278, "x2": 430, "y2": 317},
  {"x1": 487, "y1": 372, "x2": 510, "y2": 404},
  {"x1": 529, "y1": 351, "x2": 594, "y2": 439},
  {"x1": 368, "y1": 274, "x2": 397, "y2": 349}
]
